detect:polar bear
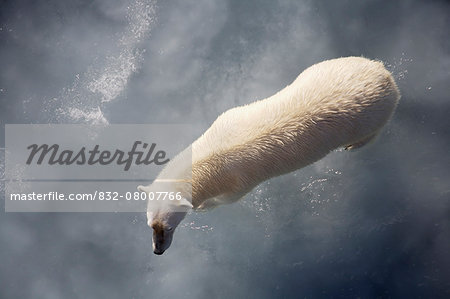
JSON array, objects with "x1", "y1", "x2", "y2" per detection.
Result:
[{"x1": 138, "y1": 56, "x2": 400, "y2": 255}]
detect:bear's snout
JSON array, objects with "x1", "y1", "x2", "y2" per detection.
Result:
[{"x1": 153, "y1": 249, "x2": 165, "y2": 255}]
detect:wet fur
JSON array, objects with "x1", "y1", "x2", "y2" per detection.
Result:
[
  {"x1": 140, "y1": 56, "x2": 400, "y2": 252},
  {"x1": 189, "y1": 56, "x2": 400, "y2": 208}
]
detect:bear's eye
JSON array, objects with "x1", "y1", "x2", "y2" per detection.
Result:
[{"x1": 165, "y1": 227, "x2": 174, "y2": 232}]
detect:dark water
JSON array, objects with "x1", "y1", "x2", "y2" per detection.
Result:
[{"x1": 1, "y1": 0, "x2": 449, "y2": 298}]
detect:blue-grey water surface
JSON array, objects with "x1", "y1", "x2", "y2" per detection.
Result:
[{"x1": 1, "y1": 0, "x2": 449, "y2": 298}]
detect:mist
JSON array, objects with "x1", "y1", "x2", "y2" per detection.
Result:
[{"x1": 1, "y1": 0, "x2": 449, "y2": 298}]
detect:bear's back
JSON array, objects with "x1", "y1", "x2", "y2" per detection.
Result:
[{"x1": 192, "y1": 57, "x2": 399, "y2": 164}]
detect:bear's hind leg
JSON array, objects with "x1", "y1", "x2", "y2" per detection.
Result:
[{"x1": 344, "y1": 132, "x2": 379, "y2": 151}]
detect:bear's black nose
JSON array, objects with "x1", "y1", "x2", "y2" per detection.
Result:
[{"x1": 153, "y1": 249, "x2": 165, "y2": 255}]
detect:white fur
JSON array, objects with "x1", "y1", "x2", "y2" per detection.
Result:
[{"x1": 139, "y1": 56, "x2": 400, "y2": 254}]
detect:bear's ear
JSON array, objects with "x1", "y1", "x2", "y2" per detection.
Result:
[
  {"x1": 176, "y1": 197, "x2": 193, "y2": 209},
  {"x1": 137, "y1": 185, "x2": 151, "y2": 193}
]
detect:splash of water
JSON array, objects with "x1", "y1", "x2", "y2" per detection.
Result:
[
  {"x1": 180, "y1": 220, "x2": 214, "y2": 232},
  {"x1": 242, "y1": 183, "x2": 272, "y2": 215},
  {"x1": 0, "y1": 148, "x2": 30, "y2": 196},
  {"x1": 386, "y1": 52, "x2": 413, "y2": 82},
  {"x1": 44, "y1": 0, "x2": 157, "y2": 124},
  {"x1": 0, "y1": 149, "x2": 3, "y2": 205},
  {"x1": 0, "y1": 149, "x2": 4, "y2": 182}
]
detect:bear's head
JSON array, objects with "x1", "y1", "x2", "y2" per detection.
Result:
[{"x1": 138, "y1": 184, "x2": 193, "y2": 255}]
